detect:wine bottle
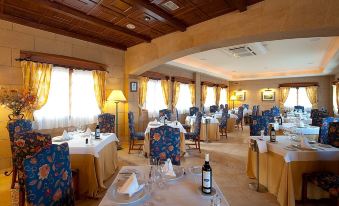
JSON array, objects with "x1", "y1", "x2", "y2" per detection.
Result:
[
  {"x1": 270, "y1": 126, "x2": 276, "y2": 142},
  {"x1": 202, "y1": 154, "x2": 212, "y2": 194},
  {"x1": 95, "y1": 124, "x2": 100, "y2": 139}
]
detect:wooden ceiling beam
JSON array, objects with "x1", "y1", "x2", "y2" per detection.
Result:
[
  {"x1": 0, "y1": 11, "x2": 127, "y2": 50},
  {"x1": 225, "y1": 0, "x2": 247, "y2": 12},
  {"x1": 129, "y1": 0, "x2": 187, "y2": 32},
  {"x1": 20, "y1": 0, "x2": 151, "y2": 42}
]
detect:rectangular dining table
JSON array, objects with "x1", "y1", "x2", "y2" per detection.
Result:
[
  {"x1": 52, "y1": 132, "x2": 119, "y2": 198},
  {"x1": 99, "y1": 166, "x2": 230, "y2": 206},
  {"x1": 247, "y1": 136, "x2": 339, "y2": 206}
]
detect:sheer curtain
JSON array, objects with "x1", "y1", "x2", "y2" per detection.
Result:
[
  {"x1": 70, "y1": 70, "x2": 101, "y2": 126},
  {"x1": 219, "y1": 88, "x2": 227, "y2": 106},
  {"x1": 204, "y1": 86, "x2": 216, "y2": 110},
  {"x1": 284, "y1": 87, "x2": 312, "y2": 111},
  {"x1": 34, "y1": 67, "x2": 70, "y2": 129},
  {"x1": 144, "y1": 79, "x2": 167, "y2": 118},
  {"x1": 176, "y1": 83, "x2": 193, "y2": 114},
  {"x1": 298, "y1": 87, "x2": 312, "y2": 111}
]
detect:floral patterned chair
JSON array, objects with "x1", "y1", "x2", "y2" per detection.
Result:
[
  {"x1": 302, "y1": 172, "x2": 338, "y2": 204},
  {"x1": 219, "y1": 107, "x2": 229, "y2": 138},
  {"x1": 310, "y1": 109, "x2": 318, "y2": 119},
  {"x1": 262, "y1": 110, "x2": 273, "y2": 117},
  {"x1": 236, "y1": 106, "x2": 244, "y2": 130},
  {"x1": 209, "y1": 105, "x2": 218, "y2": 113},
  {"x1": 6, "y1": 119, "x2": 32, "y2": 188},
  {"x1": 98, "y1": 113, "x2": 115, "y2": 133},
  {"x1": 328, "y1": 122, "x2": 339, "y2": 148},
  {"x1": 159, "y1": 109, "x2": 172, "y2": 120},
  {"x1": 250, "y1": 116, "x2": 273, "y2": 136},
  {"x1": 185, "y1": 112, "x2": 203, "y2": 152},
  {"x1": 311, "y1": 110, "x2": 329, "y2": 127},
  {"x1": 149, "y1": 125, "x2": 180, "y2": 165},
  {"x1": 294, "y1": 105, "x2": 305, "y2": 112},
  {"x1": 271, "y1": 106, "x2": 280, "y2": 116},
  {"x1": 319, "y1": 117, "x2": 339, "y2": 144},
  {"x1": 13, "y1": 131, "x2": 52, "y2": 206},
  {"x1": 128, "y1": 112, "x2": 145, "y2": 154},
  {"x1": 189, "y1": 107, "x2": 199, "y2": 116},
  {"x1": 23, "y1": 143, "x2": 74, "y2": 206}
]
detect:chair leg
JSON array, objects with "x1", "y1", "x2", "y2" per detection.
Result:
[
  {"x1": 10, "y1": 168, "x2": 17, "y2": 189},
  {"x1": 225, "y1": 129, "x2": 227, "y2": 139},
  {"x1": 241, "y1": 121, "x2": 243, "y2": 131},
  {"x1": 19, "y1": 186, "x2": 25, "y2": 206},
  {"x1": 197, "y1": 137, "x2": 201, "y2": 153},
  {"x1": 128, "y1": 139, "x2": 132, "y2": 154}
]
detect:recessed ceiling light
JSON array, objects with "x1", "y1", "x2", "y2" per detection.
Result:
[
  {"x1": 144, "y1": 16, "x2": 151, "y2": 21},
  {"x1": 126, "y1": 23, "x2": 136, "y2": 30}
]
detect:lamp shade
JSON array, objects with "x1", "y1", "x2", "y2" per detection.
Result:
[
  {"x1": 230, "y1": 95, "x2": 236, "y2": 101},
  {"x1": 107, "y1": 90, "x2": 126, "y2": 102}
]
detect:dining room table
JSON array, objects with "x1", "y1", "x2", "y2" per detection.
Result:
[
  {"x1": 98, "y1": 165, "x2": 230, "y2": 206},
  {"x1": 246, "y1": 135, "x2": 339, "y2": 206},
  {"x1": 52, "y1": 132, "x2": 119, "y2": 198}
]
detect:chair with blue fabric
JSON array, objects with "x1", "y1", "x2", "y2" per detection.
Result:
[
  {"x1": 185, "y1": 112, "x2": 203, "y2": 152},
  {"x1": 159, "y1": 109, "x2": 172, "y2": 120},
  {"x1": 328, "y1": 122, "x2": 339, "y2": 148},
  {"x1": 24, "y1": 143, "x2": 75, "y2": 206},
  {"x1": 189, "y1": 107, "x2": 199, "y2": 116},
  {"x1": 98, "y1": 113, "x2": 115, "y2": 133},
  {"x1": 251, "y1": 105, "x2": 257, "y2": 116},
  {"x1": 13, "y1": 131, "x2": 52, "y2": 206},
  {"x1": 250, "y1": 116, "x2": 271, "y2": 136},
  {"x1": 128, "y1": 112, "x2": 145, "y2": 154},
  {"x1": 219, "y1": 107, "x2": 229, "y2": 138},
  {"x1": 311, "y1": 110, "x2": 329, "y2": 127},
  {"x1": 235, "y1": 106, "x2": 244, "y2": 130},
  {"x1": 242, "y1": 104, "x2": 249, "y2": 110},
  {"x1": 319, "y1": 117, "x2": 339, "y2": 144},
  {"x1": 6, "y1": 119, "x2": 32, "y2": 188},
  {"x1": 262, "y1": 110, "x2": 273, "y2": 117},
  {"x1": 149, "y1": 125, "x2": 181, "y2": 165},
  {"x1": 271, "y1": 106, "x2": 280, "y2": 117},
  {"x1": 219, "y1": 104, "x2": 224, "y2": 110},
  {"x1": 310, "y1": 109, "x2": 318, "y2": 119},
  {"x1": 209, "y1": 105, "x2": 218, "y2": 113},
  {"x1": 294, "y1": 105, "x2": 305, "y2": 112}
]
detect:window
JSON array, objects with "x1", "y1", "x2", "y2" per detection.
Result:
[
  {"x1": 334, "y1": 85, "x2": 338, "y2": 115},
  {"x1": 204, "y1": 86, "x2": 216, "y2": 109},
  {"x1": 176, "y1": 83, "x2": 193, "y2": 114},
  {"x1": 283, "y1": 87, "x2": 312, "y2": 111},
  {"x1": 219, "y1": 88, "x2": 227, "y2": 106},
  {"x1": 34, "y1": 67, "x2": 100, "y2": 129},
  {"x1": 144, "y1": 79, "x2": 167, "y2": 118}
]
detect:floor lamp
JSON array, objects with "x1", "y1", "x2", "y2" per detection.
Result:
[
  {"x1": 107, "y1": 90, "x2": 126, "y2": 150},
  {"x1": 230, "y1": 95, "x2": 236, "y2": 110}
]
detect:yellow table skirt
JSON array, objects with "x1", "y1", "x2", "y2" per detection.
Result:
[
  {"x1": 144, "y1": 133, "x2": 186, "y2": 156},
  {"x1": 246, "y1": 149, "x2": 339, "y2": 206},
  {"x1": 200, "y1": 123, "x2": 221, "y2": 141},
  {"x1": 69, "y1": 142, "x2": 118, "y2": 198}
]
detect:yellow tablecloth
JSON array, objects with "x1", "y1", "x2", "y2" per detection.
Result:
[
  {"x1": 200, "y1": 123, "x2": 221, "y2": 141},
  {"x1": 247, "y1": 149, "x2": 339, "y2": 206},
  {"x1": 144, "y1": 133, "x2": 186, "y2": 156},
  {"x1": 70, "y1": 142, "x2": 118, "y2": 197}
]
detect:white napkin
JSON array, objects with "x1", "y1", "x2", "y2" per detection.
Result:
[
  {"x1": 117, "y1": 173, "x2": 144, "y2": 197},
  {"x1": 164, "y1": 158, "x2": 176, "y2": 177},
  {"x1": 256, "y1": 139, "x2": 268, "y2": 153},
  {"x1": 86, "y1": 128, "x2": 92, "y2": 134},
  {"x1": 62, "y1": 130, "x2": 69, "y2": 140},
  {"x1": 300, "y1": 137, "x2": 313, "y2": 149}
]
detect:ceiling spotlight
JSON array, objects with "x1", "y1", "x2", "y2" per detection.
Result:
[
  {"x1": 144, "y1": 16, "x2": 151, "y2": 21},
  {"x1": 126, "y1": 23, "x2": 136, "y2": 30}
]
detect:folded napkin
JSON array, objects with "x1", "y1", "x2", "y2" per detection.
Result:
[
  {"x1": 163, "y1": 158, "x2": 176, "y2": 177},
  {"x1": 300, "y1": 137, "x2": 313, "y2": 149},
  {"x1": 117, "y1": 173, "x2": 144, "y2": 197},
  {"x1": 62, "y1": 130, "x2": 69, "y2": 140},
  {"x1": 256, "y1": 139, "x2": 267, "y2": 153}
]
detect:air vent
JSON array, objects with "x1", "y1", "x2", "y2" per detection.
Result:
[
  {"x1": 162, "y1": 1, "x2": 179, "y2": 11},
  {"x1": 220, "y1": 42, "x2": 267, "y2": 58}
]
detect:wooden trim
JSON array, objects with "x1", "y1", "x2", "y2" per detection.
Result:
[
  {"x1": 201, "y1": 81, "x2": 228, "y2": 88},
  {"x1": 171, "y1": 76, "x2": 194, "y2": 84},
  {"x1": 278, "y1": 82, "x2": 319, "y2": 88},
  {"x1": 224, "y1": 0, "x2": 247, "y2": 12},
  {"x1": 140, "y1": 71, "x2": 169, "y2": 80},
  {"x1": 20, "y1": 51, "x2": 107, "y2": 71}
]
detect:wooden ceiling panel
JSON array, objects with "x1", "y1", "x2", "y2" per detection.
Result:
[
  {"x1": 3, "y1": 6, "x2": 42, "y2": 23},
  {"x1": 100, "y1": 0, "x2": 135, "y2": 15},
  {"x1": 54, "y1": 0, "x2": 97, "y2": 13},
  {"x1": 89, "y1": 4, "x2": 124, "y2": 23}
]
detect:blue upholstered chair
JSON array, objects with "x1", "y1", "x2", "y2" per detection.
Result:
[
  {"x1": 236, "y1": 106, "x2": 244, "y2": 130},
  {"x1": 185, "y1": 112, "x2": 203, "y2": 152},
  {"x1": 98, "y1": 113, "x2": 115, "y2": 133},
  {"x1": 256, "y1": 105, "x2": 260, "y2": 116},
  {"x1": 251, "y1": 105, "x2": 257, "y2": 116},
  {"x1": 219, "y1": 104, "x2": 224, "y2": 110},
  {"x1": 242, "y1": 104, "x2": 249, "y2": 110},
  {"x1": 262, "y1": 110, "x2": 273, "y2": 116},
  {"x1": 128, "y1": 112, "x2": 145, "y2": 154},
  {"x1": 209, "y1": 105, "x2": 218, "y2": 113},
  {"x1": 310, "y1": 109, "x2": 318, "y2": 119},
  {"x1": 219, "y1": 107, "x2": 229, "y2": 138},
  {"x1": 6, "y1": 119, "x2": 32, "y2": 188},
  {"x1": 149, "y1": 125, "x2": 180, "y2": 165},
  {"x1": 328, "y1": 122, "x2": 339, "y2": 148},
  {"x1": 250, "y1": 116, "x2": 274, "y2": 136},
  {"x1": 294, "y1": 105, "x2": 305, "y2": 112},
  {"x1": 271, "y1": 106, "x2": 280, "y2": 116},
  {"x1": 159, "y1": 109, "x2": 171, "y2": 120},
  {"x1": 24, "y1": 143, "x2": 74, "y2": 206},
  {"x1": 319, "y1": 117, "x2": 339, "y2": 144},
  {"x1": 311, "y1": 110, "x2": 329, "y2": 127},
  {"x1": 189, "y1": 107, "x2": 199, "y2": 116}
]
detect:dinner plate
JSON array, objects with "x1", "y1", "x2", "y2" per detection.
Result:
[
  {"x1": 110, "y1": 181, "x2": 147, "y2": 205},
  {"x1": 189, "y1": 166, "x2": 202, "y2": 175},
  {"x1": 164, "y1": 166, "x2": 185, "y2": 181}
]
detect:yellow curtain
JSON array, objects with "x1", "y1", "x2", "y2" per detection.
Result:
[
  {"x1": 92, "y1": 70, "x2": 106, "y2": 112},
  {"x1": 216, "y1": 86, "x2": 221, "y2": 106},
  {"x1": 138, "y1": 77, "x2": 148, "y2": 112},
  {"x1": 172, "y1": 81, "x2": 180, "y2": 109},
  {"x1": 189, "y1": 83, "x2": 195, "y2": 106},
  {"x1": 161, "y1": 79, "x2": 170, "y2": 108},
  {"x1": 336, "y1": 83, "x2": 339, "y2": 114},
  {"x1": 22, "y1": 61, "x2": 52, "y2": 119},
  {"x1": 201, "y1": 85, "x2": 208, "y2": 107},
  {"x1": 306, "y1": 86, "x2": 318, "y2": 109},
  {"x1": 279, "y1": 87, "x2": 290, "y2": 110}
]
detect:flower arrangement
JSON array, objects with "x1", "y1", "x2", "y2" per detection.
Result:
[{"x1": 0, "y1": 88, "x2": 37, "y2": 115}]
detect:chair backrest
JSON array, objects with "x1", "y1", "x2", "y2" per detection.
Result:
[
  {"x1": 311, "y1": 110, "x2": 329, "y2": 127},
  {"x1": 242, "y1": 104, "x2": 249, "y2": 110},
  {"x1": 219, "y1": 104, "x2": 224, "y2": 110},
  {"x1": 189, "y1": 107, "x2": 199, "y2": 116},
  {"x1": 310, "y1": 109, "x2": 318, "y2": 118},
  {"x1": 219, "y1": 108, "x2": 228, "y2": 128},
  {"x1": 13, "y1": 131, "x2": 52, "y2": 186},
  {"x1": 24, "y1": 143, "x2": 74, "y2": 206},
  {"x1": 128, "y1": 111, "x2": 136, "y2": 138},
  {"x1": 250, "y1": 116, "x2": 273, "y2": 136},
  {"x1": 149, "y1": 125, "x2": 180, "y2": 165},
  {"x1": 294, "y1": 105, "x2": 305, "y2": 112},
  {"x1": 252, "y1": 105, "x2": 257, "y2": 116},
  {"x1": 194, "y1": 112, "x2": 203, "y2": 135},
  {"x1": 328, "y1": 122, "x2": 339, "y2": 148},
  {"x1": 159, "y1": 109, "x2": 171, "y2": 120},
  {"x1": 271, "y1": 106, "x2": 280, "y2": 116},
  {"x1": 236, "y1": 106, "x2": 244, "y2": 124},
  {"x1": 262, "y1": 110, "x2": 272, "y2": 117},
  {"x1": 209, "y1": 105, "x2": 218, "y2": 113},
  {"x1": 319, "y1": 117, "x2": 339, "y2": 144},
  {"x1": 98, "y1": 113, "x2": 115, "y2": 133}
]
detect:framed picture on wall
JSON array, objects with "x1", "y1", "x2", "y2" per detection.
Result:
[
  {"x1": 235, "y1": 91, "x2": 246, "y2": 101},
  {"x1": 262, "y1": 90, "x2": 275, "y2": 101},
  {"x1": 130, "y1": 82, "x2": 138, "y2": 92}
]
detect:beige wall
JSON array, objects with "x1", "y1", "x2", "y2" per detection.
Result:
[
  {"x1": 229, "y1": 75, "x2": 333, "y2": 113},
  {"x1": 0, "y1": 19, "x2": 125, "y2": 170}
]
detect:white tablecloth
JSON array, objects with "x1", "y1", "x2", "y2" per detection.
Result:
[
  {"x1": 284, "y1": 116, "x2": 312, "y2": 125},
  {"x1": 99, "y1": 166, "x2": 230, "y2": 206},
  {"x1": 145, "y1": 121, "x2": 186, "y2": 134},
  {"x1": 275, "y1": 123, "x2": 320, "y2": 135},
  {"x1": 249, "y1": 136, "x2": 339, "y2": 163},
  {"x1": 185, "y1": 116, "x2": 220, "y2": 124},
  {"x1": 52, "y1": 133, "x2": 118, "y2": 158}
]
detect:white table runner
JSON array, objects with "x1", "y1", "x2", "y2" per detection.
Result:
[
  {"x1": 52, "y1": 133, "x2": 118, "y2": 158},
  {"x1": 145, "y1": 121, "x2": 186, "y2": 134}
]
